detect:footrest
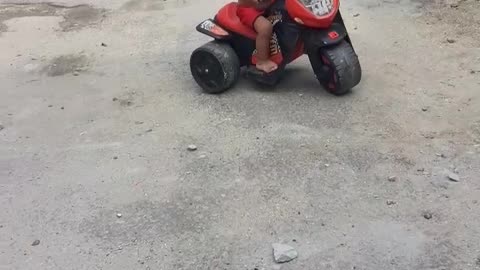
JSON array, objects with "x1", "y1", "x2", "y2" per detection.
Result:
[{"x1": 245, "y1": 65, "x2": 283, "y2": 86}]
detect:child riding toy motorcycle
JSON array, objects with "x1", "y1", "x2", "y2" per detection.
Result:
[{"x1": 190, "y1": 0, "x2": 362, "y2": 95}]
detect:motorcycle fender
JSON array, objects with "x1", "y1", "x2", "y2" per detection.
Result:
[
  {"x1": 302, "y1": 23, "x2": 347, "y2": 50},
  {"x1": 196, "y1": 19, "x2": 231, "y2": 40}
]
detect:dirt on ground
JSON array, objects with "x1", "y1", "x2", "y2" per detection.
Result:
[{"x1": 0, "y1": 0, "x2": 479, "y2": 269}]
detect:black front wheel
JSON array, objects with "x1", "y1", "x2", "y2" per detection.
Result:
[
  {"x1": 190, "y1": 41, "x2": 240, "y2": 94},
  {"x1": 309, "y1": 41, "x2": 362, "y2": 95}
]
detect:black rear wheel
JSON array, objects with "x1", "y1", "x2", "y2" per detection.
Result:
[
  {"x1": 190, "y1": 41, "x2": 240, "y2": 94},
  {"x1": 310, "y1": 41, "x2": 362, "y2": 95}
]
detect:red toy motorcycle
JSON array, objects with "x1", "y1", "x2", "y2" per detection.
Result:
[{"x1": 190, "y1": 0, "x2": 361, "y2": 95}]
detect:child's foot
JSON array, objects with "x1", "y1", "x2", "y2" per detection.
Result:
[{"x1": 256, "y1": 60, "x2": 278, "y2": 73}]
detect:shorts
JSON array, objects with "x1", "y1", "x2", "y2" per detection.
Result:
[{"x1": 237, "y1": 6, "x2": 264, "y2": 28}]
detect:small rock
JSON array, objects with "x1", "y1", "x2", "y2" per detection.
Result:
[
  {"x1": 450, "y1": 3, "x2": 459, "y2": 8},
  {"x1": 0, "y1": 125, "x2": 4, "y2": 131},
  {"x1": 448, "y1": 172, "x2": 460, "y2": 182},
  {"x1": 145, "y1": 129, "x2": 153, "y2": 133},
  {"x1": 112, "y1": 97, "x2": 118, "y2": 101},
  {"x1": 73, "y1": 71, "x2": 80, "y2": 76},
  {"x1": 422, "y1": 107, "x2": 428, "y2": 112},
  {"x1": 417, "y1": 168, "x2": 425, "y2": 172},
  {"x1": 386, "y1": 200, "x2": 396, "y2": 206},
  {"x1": 116, "y1": 213, "x2": 122, "y2": 218},
  {"x1": 423, "y1": 212, "x2": 433, "y2": 220},
  {"x1": 298, "y1": 93, "x2": 303, "y2": 97},
  {"x1": 470, "y1": 70, "x2": 476, "y2": 74},
  {"x1": 101, "y1": 42, "x2": 108, "y2": 47},
  {"x1": 187, "y1": 145, "x2": 198, "y2": 151},
  {"x1": 113, "y1": 156, "x2": 118, "y2": 160},
  {"x1": 272, "y1": 243, "x2": 298, "y2": 263},
  {"x1": 388, "y1": 176, "x2": 397, "y2": 182},
  {"x1": 60, "y1": 106, "x2": 64, "y2": 110},
  {"x1": 48, "y1": 105, "x2": 53, "y2": 108},
  {"x1": 353, "y1": 13, "x2": 360, "y2": 17},
  {"x1": 199, "y1": 154, "x2": 207, "y2": 159},
  {"x1": 446, "y1": 38, "x2": 456, "y2": 44},
  {"x1": 134, "y1": 121, "x2": 144, "y2": 125},
  {"x1": 31, "y1": 240, "x2": 40, "y2": 246},
  {"x1": 436, "y1": 153, "x2": 446, "y2": 158}
]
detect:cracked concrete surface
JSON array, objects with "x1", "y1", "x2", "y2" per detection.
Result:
[{"x1": 0, "y1": 0, "x2": 479, "y2": 269}]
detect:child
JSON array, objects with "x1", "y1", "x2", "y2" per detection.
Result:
[{"x1": 237, "y1": 0, "x2": 278, "y2": 73}]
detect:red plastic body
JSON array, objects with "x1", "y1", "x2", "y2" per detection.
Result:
[
  {"x1": 215, "y1": 0, "x2": 337, "y2": 65},
  {"x1": 216, "y1": 3, "x2": 257, "y2": 40},
  {"x1": 216, "y1": 0, "x2": 339, "y2": 38},
  {"x1": 285, "y1": 0, "x2": 339, "y2": 28}
]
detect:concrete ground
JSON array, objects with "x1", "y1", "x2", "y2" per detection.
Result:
[{"x1": 1, "y1": 0, "x2": 479, "y2": 269}]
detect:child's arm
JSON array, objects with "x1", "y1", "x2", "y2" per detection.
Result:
[
  {"x1": 256, "y1": 0, "x2": 272, "y2": 10},
  {"x1": 239, "y1": 0, "x2": 271, "y2": 9},
  {"x1": 238, "y1": 0, "x2": 258, "y2": 7}
]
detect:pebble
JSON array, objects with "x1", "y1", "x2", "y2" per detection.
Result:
[
  {"x1": 353, "y1": 13, "x2": 360, "y2": 17},
  {"x1": 446, "y1": 38, "x2": 456, "y2": 44},
  {"x1": 422, "y1": 107, "x2": 428, "y2": 112},
  {"x1": 116, "y1": 213, "x2": 122, "y2": 218},
  {"x1": 135, "y1": 121, "x2": 144, "y2": 125},
  {"x1": 448, "y1": 172, "x2": 460, "y2": 182},
  {"x1": 388, "y1": 176, "x2": 397, "y2": 182},
  {"x1": 113, "y1": 156, "x2": 118, "y2": 160},
  {"x1": 386, "y1": 200, "x2": 396, "y2": 206},
  {"x1": 199, "y1": 154, "x2": 207, "y2": 159},
  {"x1": 101, "y1": 42, "x2": 108, "y2": 47},
  {"x1": 0, "y1": 124, "x2": 4, "y2": 131},
  {"x1": 73, "y1": 71, "x2": 80, "y2": 76},
  {"x1": 423, "y1": 212, "x2": 433, "y2": 220},
  {"x1": 187, "y1": 145, "x2": 198, "y2": 151},
  {"x1": 450, "y1": 3, "x2": 459, "y2": 8},
  {"x1": 61, "y1": 106, "x2": 64, "y2": 110},
  {"x1": 31, "y1": 240, "x2": 40, "y2": 246},
  {"x1": 272, "y1": 243, "x2": 298, "y2": 263}
]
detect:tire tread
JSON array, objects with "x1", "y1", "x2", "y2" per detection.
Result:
[
  {"x1": 190, "y1": 41, "x2": 240, "y2": 94},
  {"x1": 319, "y1": 41, "x2": 361, "y2": 95}
]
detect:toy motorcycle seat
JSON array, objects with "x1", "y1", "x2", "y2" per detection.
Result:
[{"x1": 215, "y1": 2, "x2": 257, "y2": 40}]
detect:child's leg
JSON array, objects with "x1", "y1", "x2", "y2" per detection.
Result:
[{"x1": 253, "y1": 16, "x2": 278, "y2": 73}]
